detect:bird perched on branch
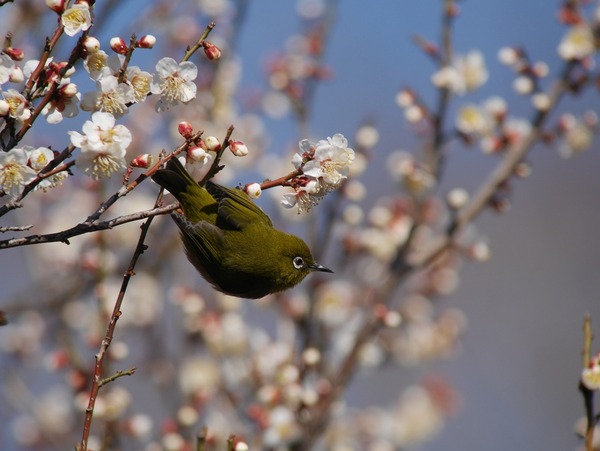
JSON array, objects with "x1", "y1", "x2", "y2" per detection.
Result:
[{"x1": 152, "y1": 157, "x2": 332, "y2": 299}]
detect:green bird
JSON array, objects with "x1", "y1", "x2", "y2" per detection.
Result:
[{"x1": 152, "y1": 158, "x2": 333, "y2": 299}]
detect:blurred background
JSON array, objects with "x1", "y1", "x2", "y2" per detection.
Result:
[{"x1": 1, "y1": 0, "x2": 599, "y2": 450}]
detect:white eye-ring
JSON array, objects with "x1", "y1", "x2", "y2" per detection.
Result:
[{"x1": 293, "y1": 256, "x2": 305, "y2": 269}]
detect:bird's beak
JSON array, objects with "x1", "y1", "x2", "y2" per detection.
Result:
[{"x1": 309, "y1": 263, "x2": 334, "y2": 273}]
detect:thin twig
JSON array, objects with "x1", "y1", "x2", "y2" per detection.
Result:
[
  {"x1": 581, "y1": 314, "x2": 595, "y2": 451},
  {"x1": 78, "y1": 196, "x2": 160, "y2": 450},
  {"x1": 201, "y1": 125, "x2": 235, "y2": 183},
  {"x1": 98, "y1": 368, "x2": 137, "y2": 388},
  {"x1": 428, "y1": 0, "x2": 456, "y2": 179},
  {"x1": 0, "y1": 225, "x2": 33, "y2": 232},
  {"x1": 197, "y1": 427, "x2": 208, "y2": 451},
  {"x1": 226, "y1": 435, "x2": 236, "y2": 451},
  {"x1": 182, "y1": 21, "x2": 216, "y2": 62},
  {"x1": 0, "y1": 202, "x2": 178, "y2": 249}
]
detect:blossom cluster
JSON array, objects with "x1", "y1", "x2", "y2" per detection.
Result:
[
  {"x1": 0, "y1": 0, "x2": 205, "y2": 196},
  {"x1": 0, "y1": 145, "x2": 66, "y2": 198},
  {"x1": 280, "y1": 133, "x2": 355, "y2": 212}
]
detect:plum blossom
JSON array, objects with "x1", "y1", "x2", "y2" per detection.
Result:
[
  {"x1": 282, "y1": 133, "x2": 355, "y2": 212},
  {"x1": 0, "y1": 148, "x2": 36, "y2": 198},
  {"x1": 558, "y1": 24, "x2": 596, "y2": 60},
  {"x1": 455, "y1": 104, "x2": 491, "y2": 135},
  {"x1": 81, "y1": 75, "x2": 135, "y2": 117},
  {"x1": 150, "y1": 57, "x2": 197, "y2": 112},
  {"x1": 84, "y1": 49, "x2": 109, "y2": 80},
  {"x1": 61, "y1": 2, "x2": 92, "y2": 36},
  {"x1": 27, "y1": 146, "x2": 67, "y2": 190},
  {"x1": 281, "y1": 176, "x2": 324, "y2": 212},
  {"x1": 0, "y1": 53, "x2": 22, "y2": 85},
  {"x1": 1, "y1": 89, "x2": 31, "y2": 122},
  {"x1": 558, "y1": 113, "x2": 595, "y2": 158},
  {"x1": 431, "y1": 50, "x2": 488, "y2": 95},
  {"x1": 126, "y1": 66, "x2": 152, "y2": 102},
  {"x1": 300, "y1": 134, "x2": 355, "y2": 189},
  {"x1": 69, "y1": 112, "x2": 131, "y2": 179}
]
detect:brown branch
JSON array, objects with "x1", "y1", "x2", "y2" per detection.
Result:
[
  {"x1": 23, "y1": 27, "x2": 64, "y2": 96},
  {"x1": 258, "y1": 169, "x2": 302, "y2": 190},
  {"x1": 13, "y1": 31, "x2": 90, "y2": 148},
  {"x1": 116, "y1": 34, "x2": 137, "y2": 84},
  {"x1": 78, "y1": 195, "x2": 160, "y2": 450},
  {"x1": 0, "y1": 202, "x2": 178, "y2": 249}
]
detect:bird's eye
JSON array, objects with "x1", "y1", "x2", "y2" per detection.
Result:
[{"x1": 292, "y1": 256, "x2": 305, "y2": 269}]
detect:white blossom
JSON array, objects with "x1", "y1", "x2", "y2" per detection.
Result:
[
  {"x1": 2, "y1": 89, "x2": 31, "y2": 122},
  {"x1": 84, "y1": 50, "x2": 109, "y2": 80},
  {"x1": 431, "y1": 50, "x2": 488, "y2": 95},
  {"x1": 61, "y1": 2, "x2": 92, "y2": 37},
  {"x1": 0, "y1": 53, "x2": 21, "y2": 85},
  {"x1": 151, "y1": 57, "x2": 197, "y2": 112},
  {"x1": 298, "y1": 133, "x2": 355, "y2": 190},
  {"x1": 81, "y1": 75, "x2": 135, "y2": 117},
  {"x1": 0, "y1": 148, "x2": 36, "y2": 198},
  {"x1": 69, "y1": 112, "x2": 131, "y2": 179},
  {"x1": 455, "y1": 104, "x2": 491, "y2": 135},
  {"x1": 125, "y1": 66, "x2": 152, "y2": 102},
  {"x1": 558, "y1": 24, "x2": 596, "y2": 61}
]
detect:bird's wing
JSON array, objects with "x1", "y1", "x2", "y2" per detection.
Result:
[
  {"x1": 172, "y1": 213, "x2": 223, "y2": 278},
  {"x1": 206, "y1": 181, "x2": 273, "y2": 229}
]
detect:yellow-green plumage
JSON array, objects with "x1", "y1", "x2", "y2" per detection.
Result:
[{"x1": 152, "y1": 158, "x2": 332, "y2": 299}]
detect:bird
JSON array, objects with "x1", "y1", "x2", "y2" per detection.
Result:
[{"x1": 152, "y1": 157, "x2": 333, "y2": 299}]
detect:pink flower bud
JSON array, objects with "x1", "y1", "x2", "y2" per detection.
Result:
[
  {"x1": 0, "y1": 100, "x2": 9, "y2": 116},
  {"x1": 50, "y1": 61, "x2": 75, "y2": 77},
  {"x1": 229, "y1": 140, "x2": 248, "y2": 157},
  {"x1": 45, "y1": 0, "x2": 65, "y2": 13},
  {"x1": 203, "y1": 135, "x2": 221, "y2": 151},
  {"x1": 59, "y1": 82, "x2": 78, "y2": 98},
  {"x1": 110, "y1": 37, "x2": 128, "y2": 55},
  {"x1": 83, "y1": 36, "x2": 100, "y2": 53},
  {"x1": 245, "y1": 183, "x2": 262, "y2": 199},
  {"x1": 202, "y1": 41, "x2": 222, "y2": 60},
  {"x1": 4, "y1": 47, "x2": 24, "y2": 61},
  {"x1": 136, "y1": 34, "x2": 156, "y2": 49},
  {"x1": 187, "y1": 146, "x2": 207, "y2": 162},
  {"x1": 130, "y1": 154, "x2": 154, "y2": 168},
  {"x1": 177, "y1": 121, "x2": 194, "y2": 138}
]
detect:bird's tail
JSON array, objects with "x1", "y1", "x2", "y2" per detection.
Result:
[
  {"x1": 152, "y1": 157, "x2": 216, "y2": 222},
  {"x1": 151, "y1": 157, "x2": 200, "y2": 199}
]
